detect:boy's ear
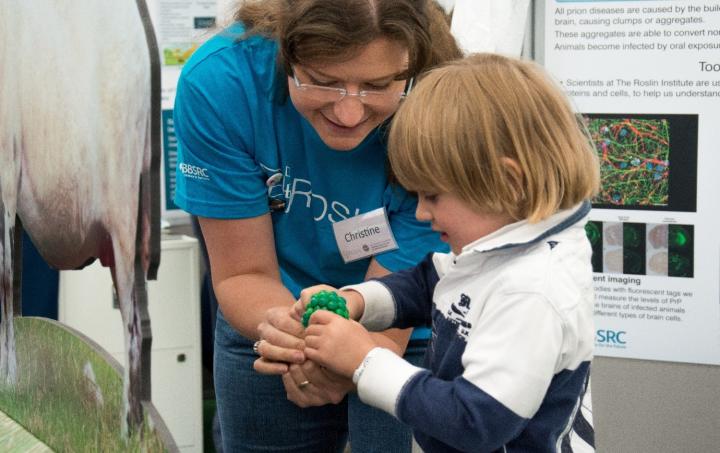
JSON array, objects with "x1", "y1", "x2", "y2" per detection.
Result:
[{"x1": 501, "y1": 157, "x2": 525, "y2": 203}]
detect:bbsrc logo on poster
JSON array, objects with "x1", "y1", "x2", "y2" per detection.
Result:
[{"x1": 596, "y1": 329, "x2": 627, "y2": 348}]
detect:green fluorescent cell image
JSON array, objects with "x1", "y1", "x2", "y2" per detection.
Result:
[
  {"x1": 584, "y1": 221, "x2": 603, "y2": 273},
  {"x1": 587, "y1": 118, "x2": 670, "y2": 207},
  {"x1": 670, "y1": 226, "x2": 689, "y2": 248},
  {"x1": 588, "y1": 221, "x2": 694, "y2": 279},
  {"x1": 585, "y1": 221, "x2": 601, "y2": 246},
  {"x1": 668, "y1": 224, "x2": 694, "y2": 278},
  {"x1": 622, "y1": 223, "x2": 646, "y2": 275}
]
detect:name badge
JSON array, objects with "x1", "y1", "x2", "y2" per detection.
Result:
[{"x1": 332, "y1": 207, "x2": 398, "y2": 263}]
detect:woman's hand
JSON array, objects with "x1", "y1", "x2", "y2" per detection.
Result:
[
  {"x1": 253, "y1": 305, "x2": 306, "y2": 375},
  {"x1": 282, "y1": 361, "x2": 354, "y2": 408}
]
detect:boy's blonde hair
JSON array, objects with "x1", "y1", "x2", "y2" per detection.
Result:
[{"x1": 388, "y1": 53, "x2": 599, "y2": 223}]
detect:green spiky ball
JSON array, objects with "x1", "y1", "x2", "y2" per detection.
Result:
[{"x1": 302, "y1": 290, "x2": 349, "y2": 327}]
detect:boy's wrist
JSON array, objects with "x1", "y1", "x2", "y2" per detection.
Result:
[
  {"x1": 342, "y1": 280, "x2": 394, "y2": 331},
  {"x1": 339, "y1": 289, "x2": 365, "y2": 320},
  {"x1": 352, "y1": 347, "x2": 382, "y2": 384}
]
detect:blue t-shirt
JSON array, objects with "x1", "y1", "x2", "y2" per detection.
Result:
[{"x1": 174, "y1": 24, "x2": 444, "y2": 338}]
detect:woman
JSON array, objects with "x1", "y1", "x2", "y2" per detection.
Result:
[{"x1": 173, "y1": 0, "x2": 461, "y2": 451}]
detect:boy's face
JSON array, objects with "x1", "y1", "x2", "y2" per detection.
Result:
[{"x1": 415, "y1": 192, "x2": 514, "y2": 254}]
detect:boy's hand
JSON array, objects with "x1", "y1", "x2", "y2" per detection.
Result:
[
  {"x1": 304, "y1": 310, "x2": 377, "y2": 378},
  {"x1": 294, "y1": 285, "x2": 337, "y2": 320}
]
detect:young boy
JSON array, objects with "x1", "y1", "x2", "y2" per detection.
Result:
[{"x1": 296, "y1": 53, "x2": 600, "y2": 452}]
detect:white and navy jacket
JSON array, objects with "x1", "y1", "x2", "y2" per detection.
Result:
[{"x1": 347, "y1": 202, "x2": 595, "y2": 453}]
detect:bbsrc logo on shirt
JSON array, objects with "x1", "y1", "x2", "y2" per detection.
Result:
[{"x1": 179, "y1": 163, "x2": 210, "y2": 180}]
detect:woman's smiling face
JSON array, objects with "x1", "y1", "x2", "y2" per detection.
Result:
[{"x1": 288, "y1": 38, "x2": 409, "y2": 151}]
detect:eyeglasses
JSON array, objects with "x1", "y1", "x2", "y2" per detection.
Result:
[{"x1": 291, "y1": 70, "x2": 413, "y2": 109}]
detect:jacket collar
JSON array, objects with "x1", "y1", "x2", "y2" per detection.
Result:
[{"x1": 456, "y1": 201, "x2": 591, "y2": 257}]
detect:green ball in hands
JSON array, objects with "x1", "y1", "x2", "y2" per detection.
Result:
[{"x1": 302, "y1": 290, "x2": 350, "y2": 327}]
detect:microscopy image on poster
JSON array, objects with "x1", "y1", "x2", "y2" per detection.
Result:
[
  {"x1": 646, "y1": 223, "x2": 668, "y2": 277},
  {"x1": 585, "y1": 221, "x2": 603, "y2": 272},
  {"x1": 583, "y1": 113, "x2": 698, "y2": 212},
  {"x1": 589, "y1": 118, "x2": 669, "y2": 206},
  {"x1": 601, "y1": 221, "x2": 623, "y2": 274},
  {"x1": 668, "y1": 224, "x2": 694, "y2": 278},
  {"x1": 587, "y1": 221, "x2": 694, "y2": 278},
  {"x1": 623, "y1": 223, "x2": 646, "y2": 275}
]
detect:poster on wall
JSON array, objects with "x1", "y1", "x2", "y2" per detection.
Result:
[
  {"x1": 541, "y1": 0, "x2": 720, "y2": 365},
  {"x1": 146, "y1": 0, "x2": 221, "y2": 221}
]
